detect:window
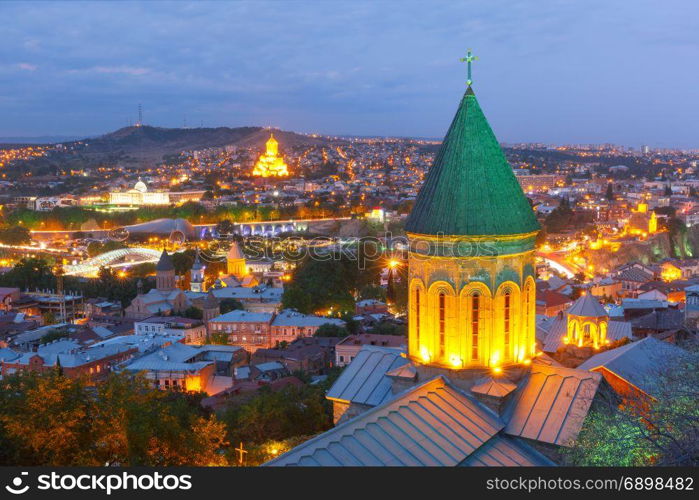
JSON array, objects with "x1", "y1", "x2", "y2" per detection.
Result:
[
  {"x1": 339, "y1": 355, "x2": 344, "y2": 363},
  {"x1": 415, "y1": 287, "x2": 421, "y2": 346},
  {"x1": 471, "y1": 292, "x2": 479, "y2": 360},
  {"x1": 439, "y1": 292, "x2": 446, "y2": 358},
  {"x1": 504, "y1": 291, "x2": 511, "y2": 358}
]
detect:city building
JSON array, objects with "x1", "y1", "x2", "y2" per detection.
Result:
[
  {"x1": 538, "y1": 294, "x2": 633, "y2": 354},
  {"x1": 208, "y1": 309, "x2": 343, "y2": 353},
  {"x1": 335, "y1": 333, "x2": 406, "y2": 367},
  {"x1": 134, "y1": 316, "x2": 207, "y2": 344},
  {"x1": 1, "y1": 339, "x2": 137, "y2": 380},
  {"x1": 121, "y1": 342, "x2": 245, "y2": 394},
  {"x1": 125, "y1": 250, "x2": 190, "y2": 319},
  {"x1": 108, "y1": 178, "x2": 206, "y2": 206}
]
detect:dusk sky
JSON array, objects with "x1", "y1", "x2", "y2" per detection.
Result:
[{"x1": 1, "y1": 0, "x2": 697, "y2": 147}]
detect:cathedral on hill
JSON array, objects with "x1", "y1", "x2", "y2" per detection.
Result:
[{"x1": 252, "y1": 133, "x2": 289, "y2": 177}]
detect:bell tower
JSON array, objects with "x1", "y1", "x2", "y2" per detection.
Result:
[
  {"x1": 190, "y1": 249, "x2": 205, "y2": 292},
  {"x1": 405, "y1": 82, "x2": 540, "y2": 372}
]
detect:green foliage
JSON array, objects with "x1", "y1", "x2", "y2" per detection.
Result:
[
  {"x1": 220, "y1": 384, "x2": 331, "y2": 449},
  {"x1": 359, "y1": 284, "x2": 386, "y2": 301},
  {"x1": 566, "y1": 348, "x2": 699, "y2": 466},
  {"x1": 367, "y1": 320, "x2": 406, "y2": 336},
  {"x1": 209, "y1": 332, "x2": 229, "y2": 345},
  {"x1": 0, "y1": 226, "x2": 31, "y2": 245},
  {"x1": 219, "y1": 298, "x2": 243, "y2": 314},
  {"x1": 39, "y1": 327, "x2": 68, "y2": 344},
  {"x1": 282, "y1": 255, "x2": 359, "y2": 314},
  {"x1": 0, "y1": 257, "x2": 55, "y2": 290},
  {"x1": 182, "y1": 306, "x2": 203, "y2": 320},
  {"x1": 86, "y1": 239, "x2": 127, "y2": 257},
  {"x1": 313, "y1": 323, "x2": 349, "y2": 338},
  {"x1": 0, "y1": 371, "x2": 228, "y2": 466},
  {"x1": 564, "y1": 399, "x2": 654, "y2": 466},
  {"x1": 668, "y1": 217, "x2": 693, "y2": 258},
  {"x1": 171, "y1": 249, "x2": 195, "y2": 275},
  {"x1": 544, "y1": 197, "x2": 574, "y2": 233}
]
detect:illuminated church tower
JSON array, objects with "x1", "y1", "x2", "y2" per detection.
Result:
[
  {"x1": 190, "y1": 249, "x2": 205, "y2": 293},
  {"x1": 252, "y1": 133, "x2": 289, "y2": 177},
  {"x1": 405, "y1": 83, "x2": 540, "y2": 372}
]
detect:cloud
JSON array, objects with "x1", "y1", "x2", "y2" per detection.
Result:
[
  {"x1": 91, "y1": 66, "x2": 151, "y2": 76},
  {"x1": 0, "y1": 0, "x2": 697, "y2": 146},
  {"x1": 17, "y1": 63, "x2": 38, "y2": 71}
]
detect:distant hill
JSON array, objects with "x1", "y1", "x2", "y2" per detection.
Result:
[
  {"x1": 0, "y1": 135, "x2": 84, "y2": 145},
  {"x1": 75, "y1": 125, "x2": 337, "y2": 160}
]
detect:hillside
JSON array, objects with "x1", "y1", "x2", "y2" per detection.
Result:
[{"x1": 76, "y1": 125, "x2": 337, "y2": 160}]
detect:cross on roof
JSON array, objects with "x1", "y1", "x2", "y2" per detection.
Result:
[{"x1": 459, "y1": 49, "x2": 478, "y2": 87}]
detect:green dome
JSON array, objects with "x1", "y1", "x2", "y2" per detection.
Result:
[{"x1": 405, "y1": 87, "x2": 540, "y2": 237}]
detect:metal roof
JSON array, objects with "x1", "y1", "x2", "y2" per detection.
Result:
[
  {"x1": 459, "y1": 434, "x2": 555, "y2": 466},
  {"x1": 155, "y1": 249, "x2": 175, "y2": 271},
  {"x1": 567, "y1": 294, "x2": 608, "y2": 318},
  {"x1": 503, "y1": 363, "x2": 602, "y2": 446},
  {"x1": 271, "y1": 310, "x2": 345, "y2": 328},
  {"x1": 209, "y1": 310, "x2": 273, "y2": 323},
  {"x1": 471, "y1": 376, "x2": 517, "y2": 398},
  {"x1": 404, "y1": 87, "x2": 540, "y2": 237},
  {"x1": 326, "y1": 345, "x2": 408, "y2": 406},
  {"x1": 267, "y1": 376, "x2": 507, "y2": 466},
  {"x1": 577, "y1": 337, "x2": 687, "y2": 397}
]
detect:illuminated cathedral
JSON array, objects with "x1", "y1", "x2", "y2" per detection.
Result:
[
  {"x1": 252, "y1": 133, "x2": 289, "y2": 177},
  {"x1": 405, "y1": 85, "x2": 540, "y2": 372},
  {"x1": 267, "y1": 66, "x2": 610, "y2": 467}
]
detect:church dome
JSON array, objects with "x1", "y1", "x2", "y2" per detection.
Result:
[
  {"x1": 227, "y1": 241, "x2": 245, "y2": 261},
  {"x1": 134, "y1": 178, "x2": 148, "y2": 193}
]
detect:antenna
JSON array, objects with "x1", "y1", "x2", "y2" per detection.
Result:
[{"x1": 137, "y1": 104, "x2": 143, "y2": 127}]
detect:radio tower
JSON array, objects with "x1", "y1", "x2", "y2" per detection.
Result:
[{"x1": 136, "y1": 104, "x2": 143, "y2": 127}]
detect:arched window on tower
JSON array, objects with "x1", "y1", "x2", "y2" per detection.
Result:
[
  {"x1": 415, "y1": 287, "x2": 421, "y2": 346},
  {"x1": 438, "y1": 292, "x2": 446, "y2": 358},
  {"x1": 504, "y1": 290, "x2": 511, "y2": 359},
  {"x1": 471, "y1": 292, "x2": 480, "y2": 360}
]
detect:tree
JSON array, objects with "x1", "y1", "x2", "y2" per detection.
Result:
[
  {"x1": 41, "y1": 312, "x2": 57, "y2": 326},
  {"x1": 0, "y1": 226, "x2": 31, "y2": 245},
  {"x1": 86, "y1": 239, "x2": 127, "y2": 258},
  {"x1": 281, "y1": 255, "x2": 358, "y2": 314},
  {"x1": 221, "y1": 385, "x2": 331, "y2": 453},
  {"x1": 0, "y1": 257, "x2": 54, "y2": 290},
  {"x1": 314, "y1": 323, "x2": 349, "y2": 338},
  {"x1": 605, "y1": 183, "x2": 615, "y2": 201},
  {"x1": 0, "y1": 371, "x2": 229, "y2": 466},
  {"x1": 39, "y1": 327, "x2": 68, "y2": 344},
  {"x1": 368, "y1": 320, "x2": 406, "y2": 336},
  {"x1": 209, "y1": 332, "x2": 229, "y2": 345},
  {"x1": 219, "y1": 298, "x2": 243, "y2": 314},
  {"x1": 216, "y1": 219, "x2": 235, "y2": 236},
  {"x1": 565, "y1": 347, "x2": 699, "y2": 466},
  {"x1": 182, "y1": 306, "x2": 203, "y2": 320},
  {"x1": 544, "y1": 197, "x2": 574, "y2": 233}
]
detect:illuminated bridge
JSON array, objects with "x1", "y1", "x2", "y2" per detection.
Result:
[{"x1": 64, "y1": 247, "x2": 164, "y2": 277}]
